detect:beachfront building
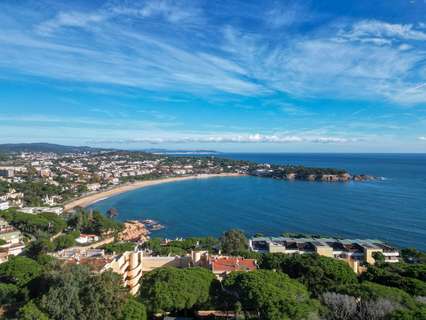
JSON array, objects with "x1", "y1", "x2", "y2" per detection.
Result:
[
  {"x1": 249, "y1": 237, "x2": 400, "y2": 273},
  {"x1": 0, "y1": 218, "x2": 25, "y2": 263}
]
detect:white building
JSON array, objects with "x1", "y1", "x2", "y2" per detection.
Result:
[
  {"x1": 0, "y1": 201, "x2": 9, "y2": 210},
  {"x1": 75, "y1": 234, "x2": 100, "y2": 244}
]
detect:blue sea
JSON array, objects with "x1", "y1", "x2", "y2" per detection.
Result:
[{"x1": 89, "y1": 154, "x2": 426, "y2": 250}]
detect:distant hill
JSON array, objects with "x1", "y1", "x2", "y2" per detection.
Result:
[{"x1": 0, "y1": 143, "x2": 110, "y2": 153}]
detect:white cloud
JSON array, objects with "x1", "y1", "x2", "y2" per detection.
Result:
[
  {"x1": 418, "y1": 136, "x2": 426, "y2": 141},
  {"x1": 1, "y1": 3, "x2": 426, "y2": 105},
  {"x1": 341, "y1": 20, "x2": 426, "y2": 42},
  {"x1": 221, "y1": 21, "x2": 426, "y2": 104},
  {"x1": 91, "y1": 133, "x2": 360, "y2": 145},
  {"x1": 113, "y1": 0, "x2": 202, "y2": 24},
  {"x1": 0, "y1": 10, "x2": 264, "y2": 96},
  {"x1": 37, "y1": 11, "x2": 109, "y2": 34}
]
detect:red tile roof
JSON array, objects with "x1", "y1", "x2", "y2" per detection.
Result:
[{"x1": 211, "y1": 257, "x2": 256, "y2": 273}]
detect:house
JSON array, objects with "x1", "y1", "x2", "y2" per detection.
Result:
[
  {"x1": 210, "y1": 256, "x2": 257, "y2": 280},
  {"x1": 75, "y1": 234, "x2": 100, "y2": 244},
  {"x1": 0, "y1": 218, "x2": 25, "y2": 263}
]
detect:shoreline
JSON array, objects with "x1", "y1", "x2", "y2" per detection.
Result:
[{"x1": 63, "y1": 173, "x2": 243, "y2": 212}]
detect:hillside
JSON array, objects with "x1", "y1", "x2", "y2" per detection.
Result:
[{"x1": 0, "y1": 143, "x2": 109, "y2": 153}]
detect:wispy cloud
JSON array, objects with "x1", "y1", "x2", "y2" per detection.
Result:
[
  {"x1": 340, "y1": 20, "x2": 426, "y2": 42},
  {"x1": 418, "y1": 136, "x2": 426, "y2": 141},
  {"x1": 221, "y1": 20, "x2": 426, "y2": 104},
  {"x1": 91, "y1": 133, "x2": 362, "y2": 145},
  {"x1": 264, "y1": 2, "x2": 313, "y2": 29},
  {"x1": 1, "y1": 2, "x2": 426, "y2": 105}
]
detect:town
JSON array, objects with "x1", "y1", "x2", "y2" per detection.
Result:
[
  {"x1": 0, "y1": 147, "x2": 424, "y2": 320},
  {"x1": 0, "y1": 148, "x2": 374, "y2": 213}
]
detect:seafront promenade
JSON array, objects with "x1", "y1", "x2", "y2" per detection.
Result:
[{"x1": 63, "y1": 173, "x2": 243, "y2": 212}]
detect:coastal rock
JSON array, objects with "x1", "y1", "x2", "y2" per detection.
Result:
[
  {"x1": 118, "y1": 220, "x2": 150, "y2": 242},
  {"x1": 353, "y1": 174, "x2": 375, "y2": 181}
]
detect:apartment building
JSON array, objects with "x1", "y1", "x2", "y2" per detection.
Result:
[{"x1": 249, "y1": 237, "x2": 400, "y2": 273}]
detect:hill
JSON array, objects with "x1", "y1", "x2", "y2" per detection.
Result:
[{"x1": 0, "y1": 143, "x2": 109, "y2": 153}]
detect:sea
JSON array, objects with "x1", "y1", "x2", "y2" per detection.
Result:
[{"x1": 89, "y1": 153, "x2": 426, "y2": 250}]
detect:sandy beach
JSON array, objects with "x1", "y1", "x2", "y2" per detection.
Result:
[{"x1": 63, "y1": 173, "x2": 242, "y2": 212}]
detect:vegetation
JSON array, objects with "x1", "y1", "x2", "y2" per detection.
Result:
[
  {"x1": 103, "y1": 241, "x2": 136, "y2": 254},
  {"x1": 0, "y1": 256, "x2": 42, "y2": 287},
  {"x1": 10, "y1": 181, "x2": 64, "y2": 206},
  {"x1": 401, "y1": 248, "x2": 426, "y2": 264},
  {"x1": 120, "y1": 298, "x2": 147, "y2": 320},
  {"x1": 141, "y1": 236, "x2": 220, "y2": 256},
  {"x1": 53, "y1": 232, "x2": 79, "y2": 250},
  {"x1": 139, "y1": 267, "x2": 215, "y2": 315},
  {"x1": 67, "y1": 209, "x2": 123, "y2": 236},
  {"x1": 223, "y1": 270, "x2": 320, "y2": 320},
  {"x1": 0, "y1": 180, "x2": 9, "y2": 194},
  {"x1": 36, "y1": 266, "x2": 128, "y2": 320},
  {"x1": 0, "y1": 209, "x2": 66, "y2": 237},
  {"x1": 0, "y1": 224, "x2": 424, "y2": 320},
  {"x1": 361, "y1": 263, "x2": 426, "y2": 296},
  {"x1": 261, "y1": 252, "x2": 358, "y2": 296},
  {"x1": 220, "y1": 229, "x2": 248, "y2": 254}
]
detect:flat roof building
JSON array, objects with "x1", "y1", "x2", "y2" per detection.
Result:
[{"x1": 249, "y1": 237, "x2": 400, "y2": 273}]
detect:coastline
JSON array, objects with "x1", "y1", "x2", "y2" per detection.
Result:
[{"x1": 63, "y1": 173, "x2": 243, "y2": 212}]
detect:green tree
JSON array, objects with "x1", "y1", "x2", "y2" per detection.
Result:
[
  {"x1": 120, "y1": 298, "x2": 147, "y2": 320},
  {"x1": 0, "y1": 256, "x2": 42, "y2": 287},
  {"x1": 25, "y1": 238, "x2": 55, "y2": 260},
  {"x1": 261, "y1": 253, "x2": 357, "y2": 296},
  {"x1": 1, "y1": 210, "x2": 66, "y2": 237},
  {"x1": 68, "y1": 209, "x2": 123, "y2": 236},
  {"x1": 139, "y1": 267, "x2": 215, "y2": 315},
  {"x1": 0, "y1": 282, "x2": 19, "y2": 305},
  {"x1": 220, "y1": 229, "x2": 248, "y2": 254},
  {"x1": 223, "y1": 270, "x2": 319, "y2": 320},
  {"x1": 372, "y1": 251, "x2": 385, "y2": 264},
  {"x1": 38, "y1": 265, "x2": 128, "y2": 320},
  {"x1": 18, "y1": 301, "x2": 49, "y2": 320},
  {"x1": 361, "y1": 264, "x2": 426, "y2": 296},
  {"x1": 401, "y1": 248, "x2": 426, "y2": 264},
  {"x1": 53, "y1": 233, "x2": 76, "y2": 250},
  {"x1": 103, "y1": 242, "x2": 136, "y2": 254},
  {"x1": 335, "y1": 281, "x2": 417, "y2": 310}
]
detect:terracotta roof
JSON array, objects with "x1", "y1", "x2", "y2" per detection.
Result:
[{"x1": 211, "y1": 257, "x2": 256, "y2": 273}]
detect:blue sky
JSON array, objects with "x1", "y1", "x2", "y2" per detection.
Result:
[{"x1": 1, "y1": 0, "x2": 426, "y2": 152}]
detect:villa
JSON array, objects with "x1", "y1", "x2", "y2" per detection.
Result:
[
  {"x1": 210, "y1": 256, "x2": 257, "y2": 280},
  {"x1": 0, "y1": 218, "x2": 25, "y2": 263}
]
